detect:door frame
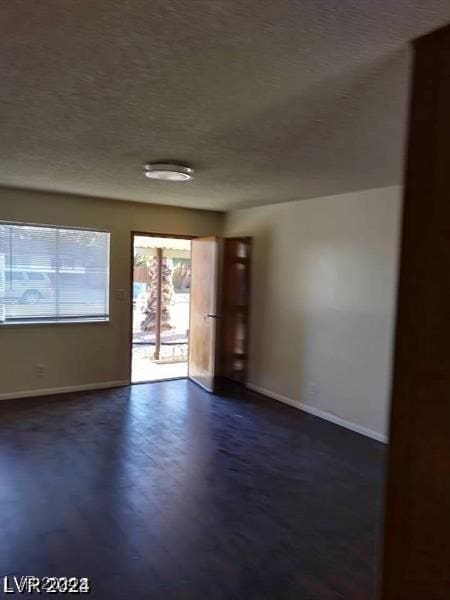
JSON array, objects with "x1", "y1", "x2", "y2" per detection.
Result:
[
  {"x1": 129, "y1": 231, "x2": 195, "y2": 385},
  {"x1": 381, "y1": 24, "x2": 450, "y2": 598}
]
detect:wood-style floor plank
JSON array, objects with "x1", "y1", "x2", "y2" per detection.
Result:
[{"x1": 0, "y1": 380, "x2": 385, "y2": 599}]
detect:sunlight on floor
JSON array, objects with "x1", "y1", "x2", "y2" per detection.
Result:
[{"x1": 132, "y1": 353, "x2": 188, "y2": 382}]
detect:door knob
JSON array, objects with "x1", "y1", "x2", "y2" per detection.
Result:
[{"x1": 205, "y1": 313, "x2": 220, "y2": 319}]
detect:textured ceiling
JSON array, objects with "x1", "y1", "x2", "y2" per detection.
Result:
[{"x1": 1, "y1": 1, "x2": 449, "y2": 211}]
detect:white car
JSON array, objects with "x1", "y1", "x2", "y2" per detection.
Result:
[
  {"x1": 135, "y1": 292, "x2": 147, "y2": 313},
  {"x1": 5, "y1": 269, "x2": 54, "y2": 304},
  {"x1": 133, "y1": 283, "x2": 148, "y2": 313}
]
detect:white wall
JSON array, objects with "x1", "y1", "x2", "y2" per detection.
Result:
[
  {"x1": 225, "y1": 186, "x2": 402, "y2": 440},
  {"x1": 0, "y1": 187, "x2": 224, "y2": 397}
]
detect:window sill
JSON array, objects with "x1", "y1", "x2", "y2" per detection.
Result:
[{"x1": 0, "y1": 317, "x2": 110, "y2": 327}]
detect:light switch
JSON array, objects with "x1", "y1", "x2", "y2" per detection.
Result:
[{"x1": 114, "y1": 289, "x2": 127, "y2": 301}]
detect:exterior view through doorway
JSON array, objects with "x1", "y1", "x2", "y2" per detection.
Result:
[{"x1": 131, "y1": 234, "x2": 191, "y2": 383}]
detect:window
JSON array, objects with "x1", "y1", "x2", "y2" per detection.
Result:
[{"x1": 0, "y1": 222, "x2": 110, "y2": 324}]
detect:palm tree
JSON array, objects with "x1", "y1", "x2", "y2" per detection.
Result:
[{"x1": 141, "y1": 256, "x2": 174, "y2": 334}]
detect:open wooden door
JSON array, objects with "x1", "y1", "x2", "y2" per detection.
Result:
[{"x1": 188, "y1": 236, "x2": 219, "y2": 391}]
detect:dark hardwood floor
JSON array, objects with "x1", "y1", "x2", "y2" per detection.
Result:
[{"x1": 0, "y1": 380, "x2": 385, "y2": 599}]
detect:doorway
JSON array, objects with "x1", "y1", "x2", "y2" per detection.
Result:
[{"x1": 131, "y1": 234, "x2": 192, "y2": 383}]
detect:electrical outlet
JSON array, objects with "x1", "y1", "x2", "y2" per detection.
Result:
[
  {"x1": 307, "y1": 381, "x2": 318, "y2": 399},
  {"x1": 35, "y1": 364, "x2": 46, "y2": 378}
]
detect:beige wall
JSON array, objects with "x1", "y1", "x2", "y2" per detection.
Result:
[
  {"x1": 0, "y1": 187, "x2": 224, "y2": 396},
  {"x1": 225, "y1": 186, "x2": 402, "y2": 440},
  {"x1": 0, "y1": 185, "x2": 401, "y2": 440}
]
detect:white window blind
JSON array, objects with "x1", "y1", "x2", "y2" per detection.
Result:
[{"x1": 0, "y1": 222, "x2": 110, "y2": 324}]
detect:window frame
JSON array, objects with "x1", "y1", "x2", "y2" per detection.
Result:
[{"x1": 0, "y1": 220, "x2": 111, "y2": 326}]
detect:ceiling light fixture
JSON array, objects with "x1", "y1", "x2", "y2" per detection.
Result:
[{"x1": 144, "y1": 163, "x2": 194, "y2": 182}]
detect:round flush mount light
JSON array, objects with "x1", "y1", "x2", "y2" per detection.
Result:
[{"x1": 144, "y1": 163, "x2": 194, "y2": 182}]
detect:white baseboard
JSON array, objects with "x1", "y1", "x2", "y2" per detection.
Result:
[
  {"x1": 246, "y1": 382, "x2": 388, "y2": 443},
  {"x1": 0, "y1": 380, "x2": 129, "y2": 401}
]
